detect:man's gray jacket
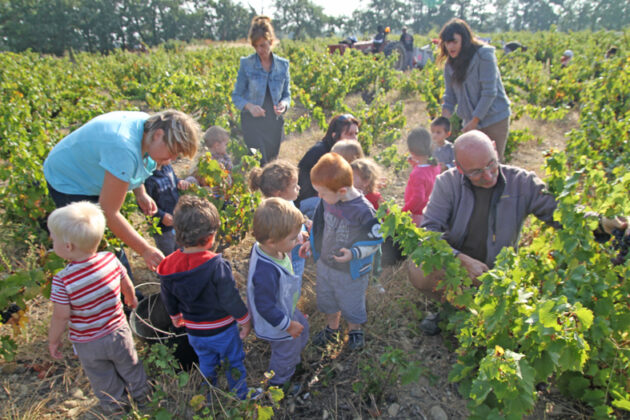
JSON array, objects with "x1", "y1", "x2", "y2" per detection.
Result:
[{"x1": 421, "y1": 165, "x2": 558, "y2": 267}]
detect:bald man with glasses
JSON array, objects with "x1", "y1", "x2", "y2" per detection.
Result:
[{"x1": 408, "y1": 130, "x2": 625, "y2": 334}]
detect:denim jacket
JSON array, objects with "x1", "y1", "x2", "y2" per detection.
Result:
[{"x1": 232, "y1": 52, "x2": 291, "y2": 111}]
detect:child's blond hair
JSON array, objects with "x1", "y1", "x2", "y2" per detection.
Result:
[
  {"x1": 253, "y1": 198, "x2": 305, "y2": 243},
  {"x1": 310, "y1": 152, "x2": 353, "y2": 192},
  {"x1": 47, "y1": 201, "x2": 105, "y2": 253},
  {"x1": 330, "y1": 140, "x2": 364, "y2": 163},
  {"x1": 248, "y1": 160, "x2": 297, "y2": 198},
  {"x1": 203, "y1": 126, "x2": 229, "y2": 149},
  {"x1": 351, "y1": 158, "x2": 382, "y2": 195}
]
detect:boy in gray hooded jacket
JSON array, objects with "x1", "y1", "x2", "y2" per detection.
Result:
[{"x1": 247, "y1": 198, "x2": 309, "y2": 390}]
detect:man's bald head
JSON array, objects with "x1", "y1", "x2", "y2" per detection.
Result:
[
  {"x1": 454, "y1": 130, "x2": 499, "y2": 188},
  {"x1": 454, "y1": 130, "x2": 495, "y2": 159}
]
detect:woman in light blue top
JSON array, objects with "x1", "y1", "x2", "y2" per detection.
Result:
[
  {"x1": 437, "y1": 18, "x2": 511, "y2": 161},
  {"x1": 44, "y1": 110, "x2": 199, "y2": 270},
  {"x1": 232, "y1": 16, "x2": 290, "y2": 165}
]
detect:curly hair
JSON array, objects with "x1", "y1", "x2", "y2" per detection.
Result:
[
  {"x1": 173, "y1": 195, "x2": 220, "y2": 247},
  {"x1": 248, "y1": 159, "x2": 298, "y2": 198}
]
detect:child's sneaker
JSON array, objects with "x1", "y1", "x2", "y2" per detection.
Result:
[
  {"x1": 271, "y1": 381, "x2": 302, "y2": 397},
  {"x1": 372, "y1": 280, "x2": 386, "y2": 293},
  {"x1": 347, "y1": 329, "x2": 365, "y2": 351},
  {"x1": 100, "y1": 402, "x2": 129, "y2": 416},
  {"x1": 284, "y1": 382, "x2": 302, "y2": 397},
  {"x1": 419, "y1": 312, "x2": 441, "y2": 336},
  {"x1": 247, "y1": 387, "x2": 263, "y2": 400},
  {"x1": 312, "y1": 326, "x2": 340, "y2": 347}
]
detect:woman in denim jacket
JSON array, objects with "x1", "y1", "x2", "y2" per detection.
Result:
[
  {"x1": 232, "y1": 16, "x2": 290, "y2": 165},
  {"x1": 437, "y1": 18, "x2": 511, "y2": 162}
]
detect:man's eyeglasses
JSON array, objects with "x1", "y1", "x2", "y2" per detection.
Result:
[{"x1": 459, "y1": 159, "x2": 499, "y2": 178}]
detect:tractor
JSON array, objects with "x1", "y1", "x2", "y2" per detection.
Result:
[{"x1": 328, "y1": 34, "x2": 434, "y2": 71}]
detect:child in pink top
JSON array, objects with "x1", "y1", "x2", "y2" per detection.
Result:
[{"x1": 402, "y1": 128, "x2": 441, "y2": 226}]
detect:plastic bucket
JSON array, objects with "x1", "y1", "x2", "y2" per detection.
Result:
[{"x1": 130, "y1": 291, "x2": 198, "y2": 370}]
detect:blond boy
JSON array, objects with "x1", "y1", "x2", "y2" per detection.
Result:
[
  {"x1": 48, "y1": 201, "x2": 148, "y2": 414},
  {"x1": 330, "y1": 139, "x2": 364, "y2": 163},
  {"x1": 247, "y1": 198, "x2": 309, "y2": 392}
]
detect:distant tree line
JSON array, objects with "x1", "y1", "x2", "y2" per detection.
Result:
[
  {"x1": 0, "y1": 0, "x2": 627, "y2": 54},
  {"x1": 0, "y1": 0, "x2": 256, "y2": 54}
]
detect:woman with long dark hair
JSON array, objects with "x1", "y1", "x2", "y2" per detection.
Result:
[
  {"x1": 232, "y1": 16, "x2": 290, "y2": 165},
  {"x1": 295, "y1": 114, "x2": 360, "y2": 218},
  {"x1": 437, "y1": 18, "x2": 511, "y2": 161}
]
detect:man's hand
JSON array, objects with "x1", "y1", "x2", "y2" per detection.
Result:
[
  {"x1": 286, "y1": 320, "x2": 304, "y2": 338},
  {"x1": 177, "y1": 179, "x2": 191, "y2": 190},
  {"x1": 601, "y1": 216, "x2": 629, "y2": 236},
  {"x1": 456, "y1": 252, "x2": 488, "y2": 282}
]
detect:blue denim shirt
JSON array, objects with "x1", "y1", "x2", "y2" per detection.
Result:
[{"x1": 232, "y1": 52, "x2": 291, "y2": 111}]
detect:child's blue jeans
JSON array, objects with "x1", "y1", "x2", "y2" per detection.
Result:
[{"x1": 187, "y1": 323, "x2": 248, "y2": 399}]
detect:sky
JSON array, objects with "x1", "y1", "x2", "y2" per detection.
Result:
[{"x1": 241, "y1": 0, "x2": 366, "y2": 18}]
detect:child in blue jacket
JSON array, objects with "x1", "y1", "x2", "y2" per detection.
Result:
[
  {"x1": 247, "y1": 198, "x2": 309, "y2": 392},
  {"x1": 158, "y1": 195, "x2": 253, "y2": 399}
]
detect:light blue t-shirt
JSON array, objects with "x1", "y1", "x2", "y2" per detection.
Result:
[{"x1": 44, "y1": 111, "x2": 157, "y2": 196}]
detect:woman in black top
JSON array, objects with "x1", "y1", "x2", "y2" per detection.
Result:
[{"x1": 295, "y1": 114, "x2": 360, "y2": 218}]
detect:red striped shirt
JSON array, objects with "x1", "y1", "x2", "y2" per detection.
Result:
[{"x1": 50, "y1": 252, "x2": 127, "y2": 343}]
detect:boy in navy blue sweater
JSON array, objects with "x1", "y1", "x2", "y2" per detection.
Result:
[
  {"x1": 157, "y1": 195, "x2": 253, "y2": 399},
  {"x1": 144, "y1": 164, "x2": 190, "y2": 256},
  {"x1": 246, "y1": 198, "x2": 309, "y2": 392}
]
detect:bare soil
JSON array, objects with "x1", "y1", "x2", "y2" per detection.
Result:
[{"x1": 0, "y1": 97, "x2": 585, "y2": 420}]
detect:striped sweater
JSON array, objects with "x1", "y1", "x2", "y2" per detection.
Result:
[{"x1": 50, "y1": 252, "x2": 127, "y2": 343}]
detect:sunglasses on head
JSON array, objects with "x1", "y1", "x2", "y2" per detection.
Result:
[{"x1": 337, "y1": 114, "x2": 356, "y2": 122}]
